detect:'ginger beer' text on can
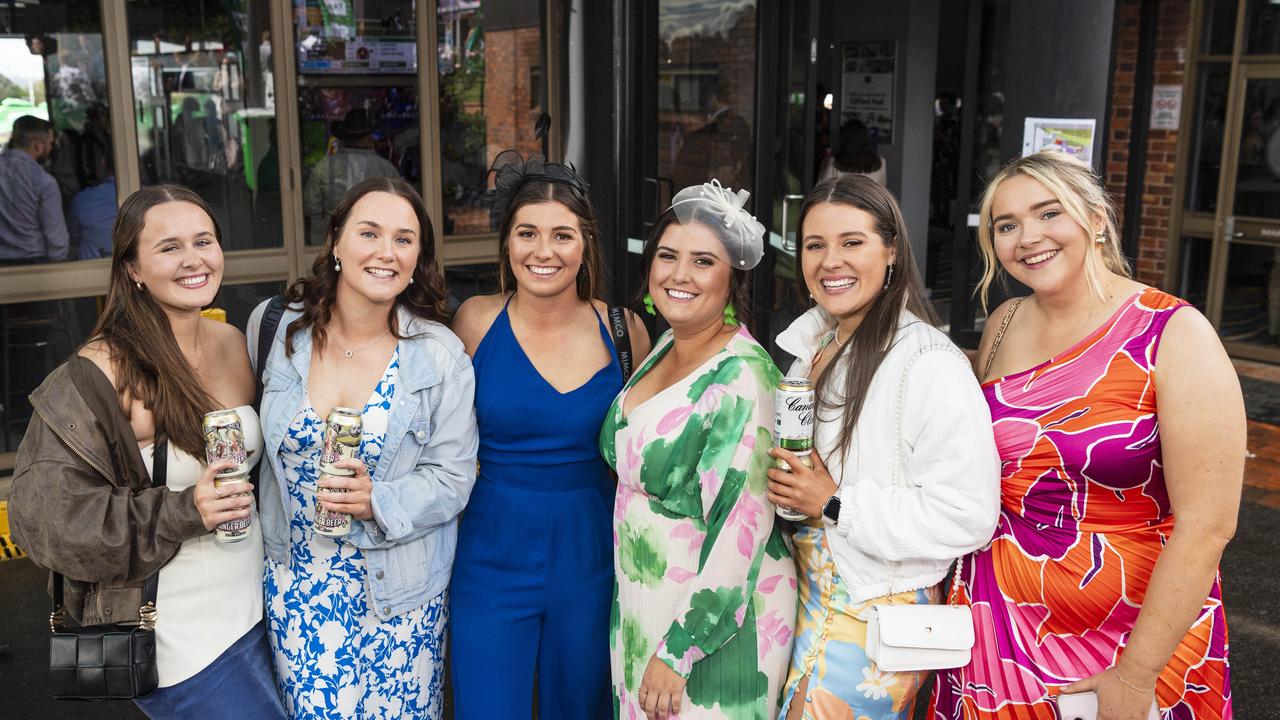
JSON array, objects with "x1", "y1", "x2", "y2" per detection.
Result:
[
  {"x1": 319, "y1": 407, "x2": 362, "y2": 476},
  {"x1": 314, "y1": 472, "x2": 353, "y2": 538},
  {"x1": 203, "y1": 409, "x2": 249, "y2": 478},
  {"x1": 774, "y1": 377, "x2": 816, "y2": 521},
  {"x1": 213, "y1": 475, "x2": 253, "y2": 542}
]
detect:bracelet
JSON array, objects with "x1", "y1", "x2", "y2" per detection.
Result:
[{"x1": 1112, "y1": 667, "x2": 1156, "y2": 694}]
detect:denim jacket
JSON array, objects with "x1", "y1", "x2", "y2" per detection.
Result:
[{"x1": 247, "y1": 300, "x2": 478, "y2": 620}]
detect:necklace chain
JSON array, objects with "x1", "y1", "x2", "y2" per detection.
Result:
[{"x1": 331, "y1": 328, "x2": 390, "y2": 358}]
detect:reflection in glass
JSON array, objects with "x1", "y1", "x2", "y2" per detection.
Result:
[
  {"x1": 1233, "y1": 79, "x2": 1280, "y2": 220},
  {"x1": 1, "y1": 297, "x2": 96, "y2": 450},
  {"x1": 658, "y1": 1, "x2": 757, "y2": 197},
  {"x1": 0, "y1": 4, "x2": 108, "y2": 265},
  {"x1": 1201, "y1": 0, "x2": 1238, "y2": 56},
  {"x1": 1223, "y1": 242, "x2": 1280, "y2": 347},
  {"x1": 1185, "y1": 63, "x2": 1231, "y2": 213},
  {"x1": 299, "y1": 86, "x2": 418, "y2": 245},
  {"x1": 128, "y1": 1, "x2": 281, "y2": 251},
  {"x1": 295, "y1": 0, "x2": 418, "y2": 245},
  {"x1": 1176, "y1": 236, "x2": 1212, "y2": 312},
  {"x1": 1245, "y1": 0, "x2": 1280, "y2": 55},
  {"x1": 436, "y1": 1, "x2": 546, "y2": 236}
]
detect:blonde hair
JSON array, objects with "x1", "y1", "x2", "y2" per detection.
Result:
[{"x1": 975, "y1": 150, "x2": 1131, "y2": 310}]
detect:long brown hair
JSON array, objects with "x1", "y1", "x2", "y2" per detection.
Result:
[
  {"x1": 285, "y1": 176, "x2": 450, "y2": 355},
  {"x1": 496, "y1": 179, "x2": 606, "y2": 302},
  {"x1": 795, "y1": 175, "x2": 939, "y2": 462},
  {"x1": 88, "y1": 185, "x2": 222, "y2": 458},
  {"x1": 632, "y1": 207, "x2": 752, "y2": 328}
]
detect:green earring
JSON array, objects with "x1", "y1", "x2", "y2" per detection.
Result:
[
  {"x1": 643, "y1": 293, "x2": 656, "y2": 316},
  {"x1": 723, "y1": 303, "x2": 738, "y2": 326}
]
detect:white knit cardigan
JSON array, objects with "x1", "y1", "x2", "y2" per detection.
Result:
[{"x1": 775, "y1": 306, "x2": 1001, "y2": 603}]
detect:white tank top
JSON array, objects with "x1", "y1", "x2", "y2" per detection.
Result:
[{"x1": 142, "y1": 406, "x2": 265, "y2": 688}]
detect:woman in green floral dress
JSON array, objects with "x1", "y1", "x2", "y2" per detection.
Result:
[{"x1": 600, "y1": 181, "x2": 797, "y2": 720}]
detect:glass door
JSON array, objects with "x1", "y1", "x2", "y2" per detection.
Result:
[
  {"x1": 1209, "y1": 63, "x2": 1280, "y2": 361},
  {"x1": 616, "y1": 0, "x2": 761, "y2": 325},
  {"x1": 760, "y1": 0, "x2": 821, "y2": 360}
]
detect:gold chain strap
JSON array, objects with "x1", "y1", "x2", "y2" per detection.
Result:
[{"x1": 982, "y1": 297, "x2": 1026, "y2": 380}]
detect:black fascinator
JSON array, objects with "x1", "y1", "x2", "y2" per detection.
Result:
[{"x1": 489, "y1": 150, "x2": 591, "y2": 219}]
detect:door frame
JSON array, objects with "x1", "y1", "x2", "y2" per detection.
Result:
[{"x1": 1206, "y1": 61, "x2": 1280, "y2": 363}]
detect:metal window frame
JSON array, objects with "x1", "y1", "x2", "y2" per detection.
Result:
[
  {"x1": 0, "y1": 0, "x2": 565, "y2": 308},
  {"x1": 1170, "y1": 0, "x2": 1280, "y2": 363}
]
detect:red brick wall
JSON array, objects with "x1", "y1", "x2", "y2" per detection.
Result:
[
  {"x1": 1105, "y1": 0, "x2": 1192, "y2": 288},
  {"x1": 484, "y1": 26, "x2": 543, "y2": 161}
]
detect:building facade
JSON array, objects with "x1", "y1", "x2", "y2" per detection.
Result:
[{"x1": 0, "y1": 0, "x2": 1276, "y2": 468}]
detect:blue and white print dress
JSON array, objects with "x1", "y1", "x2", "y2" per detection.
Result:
[{"x1": 265, "y1": 349, "x2": 447, "y2": 720}]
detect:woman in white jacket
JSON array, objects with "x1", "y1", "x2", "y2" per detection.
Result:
[{"x1": 767, "y1": 174, "x2": 1000, "y2": 720}]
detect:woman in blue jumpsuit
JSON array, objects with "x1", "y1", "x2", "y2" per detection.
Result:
[{"x1": 449, "y1": 154, "x2": 649, "y2": 719}]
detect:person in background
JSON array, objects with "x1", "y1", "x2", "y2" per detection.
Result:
[
  {"x1": 0, "y1": 115, "x2": 69, "y2": 264},
  {"x1": 9, "y1": 184, "x2": 285, "y2": 719},
  {"x1": 930, "y1": 150, "x2": 1241, "y2": 720},
  {"x1": 250, "y1": 176, "x2": 477, "y2": 719},
  {"x1": 600, "y1": 180, "x2": 796, "y2": 719},
  {"x1": 818, "y1": 118, "x2": 887, "y2": 187},
  {"x1": 72, "y1": 123, "x2": 117, "y2": 260},
  {"x1": 304, "y1": 108, "x2": 402, "y2": 245},
  {"x1": 449, "y1": 153, "x2": 649, "y2": 719},
  {"x1": 768, "y1": 174, "x2": 999, "y2": 720}
]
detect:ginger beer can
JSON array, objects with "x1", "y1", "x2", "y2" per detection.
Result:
[
  {"x1": 212, "y1": 475, "x2": 253, "y2": 543},
  {"x1": 203, "y1": 409, "x2": 249, "y2": 478},
  {"x1": 319, "y1": 407, "x2": 362, "y2": 476},
  {"x1": 314, "y1": 472, "x2": 353, "y2": 538},
  {"x1": 774, "y1": 377, "x2": 816, "y2": 521}
]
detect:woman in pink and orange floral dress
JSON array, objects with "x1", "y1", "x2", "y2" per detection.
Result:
[{"x1": 930, "y1": 151, "x2": 1242, "y2": 720}]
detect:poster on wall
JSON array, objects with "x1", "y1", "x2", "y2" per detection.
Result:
[
  {"x1": 1150, "y1": 85, "x2": 1182, "y2": 130},
  {"x1": 1021, "y1": 117, "x2": 1097, "y2": 164},
  {"x1": 840, "y1": 42, "x2": 896, "y2": 146}
]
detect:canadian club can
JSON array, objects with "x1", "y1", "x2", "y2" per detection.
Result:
[
  {"x1": 319, "y1": 407, "x2": 362, "y2": 476},
  {"x1": 212, "y1": 475, "x2": 253, "y2": 543},
  {"x1": 314, "y1": 472, "x2": 353, "y2": 538},
  {"x1": 774, "y1": 377, "x2": 816, "y2": 521},
  {"x1": 203, "y1": 409, "x2": 249, "y2": 478}
]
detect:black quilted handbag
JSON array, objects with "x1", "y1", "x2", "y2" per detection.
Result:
[{"x1": 48, "y1": 440, "x2": 167, "y2": 700}]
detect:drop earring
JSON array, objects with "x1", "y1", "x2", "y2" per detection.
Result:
[
  {"x1": 883, "y1": 264, "x2": 895, "y2": 289},
  {"x1": 334, "y1": 256, "x2": 341, "y2": 272},
  {"x1": 135, "y1": 281, "x2": 143, "y2": 291},
  {"x1": 643, "y1": 293, "x2": 656, "y2": 316},
  {"x1": 723, "y1": 303, "x2": 738, "y2": 326}
]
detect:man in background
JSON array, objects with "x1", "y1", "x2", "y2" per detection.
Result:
[{"x1": 0, "y1": 116, "x2": 69, "y2": 264}]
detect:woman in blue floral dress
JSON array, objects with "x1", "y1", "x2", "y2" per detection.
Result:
[{"x1": 250, "y1": 177, "x2": 478, "y2": 719}]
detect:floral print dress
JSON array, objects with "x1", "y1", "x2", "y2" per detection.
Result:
[
  {"x1": 265, "y1": 349, "x2": 448, "y2": 720},
  {"x1": 600, "y1": 326, "x2": 797, "y2": 720}
]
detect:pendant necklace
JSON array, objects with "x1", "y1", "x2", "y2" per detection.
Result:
[{"x1": 332, "y1": 328, "x2": 390, "y2": 358}]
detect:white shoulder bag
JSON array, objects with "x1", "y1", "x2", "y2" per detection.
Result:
[{"x1": 863, "y1": 344, "x2": 976, "y2": 673}]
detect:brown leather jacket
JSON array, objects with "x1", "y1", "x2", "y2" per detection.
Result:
[{"x1": 8, "y1": 357, "x2": 206, "y2": 625}]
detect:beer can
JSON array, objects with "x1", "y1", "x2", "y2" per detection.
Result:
[
  {"x1": 203, "y1": 409, "x2": 249, "y2": 478},
  {"x1": 775, "y1": 377, "x2": 815, "y2": 454},
  {"x1": 213, "y1": 475, "x2": 253, "y2": 543},
  {"x1": 319, "y1": 407, "x2": 363, "y2": 476},
  {"x1": 775, "y1": 377, "x2": 816, "y2": 521},
  {"x1": 314, "y1": 472, "x2": 353, "y2": 538}
]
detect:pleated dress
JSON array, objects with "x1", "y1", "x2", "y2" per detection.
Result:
[{"x1": 929, "y1": 289, "x2": 1233, "y2": 719}]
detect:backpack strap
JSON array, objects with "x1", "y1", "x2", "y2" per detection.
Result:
[
  {"x1": 254, "y1": 295, "x2": 286, "y2": 407},
  {"x1": 607, "y1": 306, "x2": 634, "y2": 384},
  {"x1": 248, "y1": 295, "x2": 286, "y2": 500}
]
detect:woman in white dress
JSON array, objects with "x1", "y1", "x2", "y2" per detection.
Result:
[{"x1": 10, "y1": 184, "x2": 285, "y2": 719}]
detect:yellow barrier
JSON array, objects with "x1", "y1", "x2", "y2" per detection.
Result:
[
  {"x1": 0, "y1": 501, "x2": 24, "y2": 560},
  {"x1": 201, "y1": 307, "x2": 227, "y2": 323}
]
